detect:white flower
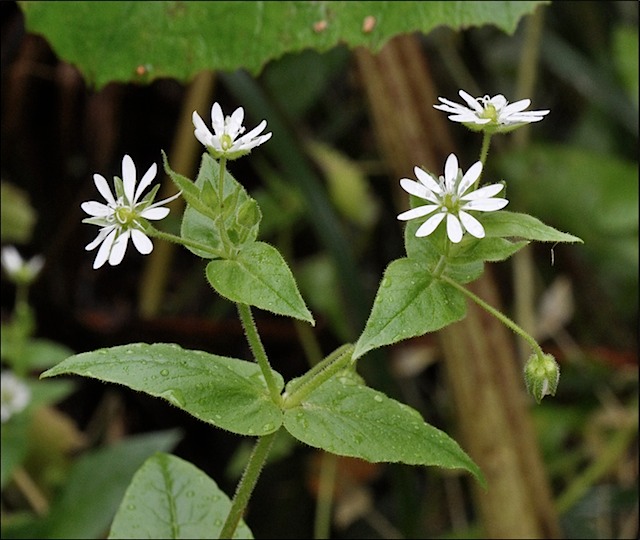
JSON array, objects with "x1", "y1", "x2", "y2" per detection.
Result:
[
  {"x1": 81, "y1": 155, "x2": 181, "y2": 270},
  {"x1": 192, "y1": 102, "x2": 272, "y2": 160},
  {"x1": 1, "y1": 370, "x2": 31, "y2": 423},
  {"x1": 1, "y1": 246, "x2": 44, "y2": 284},
  {"x1": 397, "y1": 153, "x2": 508, "y2": 243},
  {"x1": 433, "y1": 90, "x2": 549, "y2": 133}
]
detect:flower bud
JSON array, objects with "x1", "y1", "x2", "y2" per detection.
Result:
[{"x1": 524, "y1": 353, "x2": 560, "y2": 404}]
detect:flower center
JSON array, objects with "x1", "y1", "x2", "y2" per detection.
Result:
[
  {"x1": 220, "y1": 133, "x2": 234, "y2": 151},
  {"x1": 115, "y1": 206, "x2": 136, "y2": 226},
  {"x1": 481, "y1": 104, "x2": 498, "y2": 123},
  {"x1": 442, "y1": 192, "x2": 459, "y2": 212}
]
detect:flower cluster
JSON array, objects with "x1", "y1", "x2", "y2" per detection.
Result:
[
  {"x1": 82, "y1": 155, "x2": 181, "y2": 269},
  {"x1": 433, "y1": 89, "x2": 549, "y2": 133},
  {"x1": 398, "y1": 154, "x2": 508, "y2": 243},
  {"x1": 1, "y1": 370, "x2": 31, "y2": 423},
  {"x1": 82, "y1": 103, "x2": 272, "y2": 270}
]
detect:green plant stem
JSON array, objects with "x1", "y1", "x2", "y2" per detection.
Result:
[
  {"x1": 283, "y1": 344, "x2": 354, "y2": 409},
  {"x1": 286, "y1": 343, "x2": 353, "y2": 396},
  {"x1": 440, "y1": 274, "x2": 544, "y2": 358},
  {"x1": 475, "y1": 131, "x2": 493, "y2": 189},
  {"x1": 314, "y1": 451, "x2": 338, "y2": 540},
  {"x1": 147, "y1": 226, "x2": 224, "y2": 258},
  {"x1": 218, "y1": 157, "x2": 227, "y2": 205},
  {"x1": 236, "y1": 303, "x2": 282, "y2": 405},
  {"x1": 219, "y1": 430, "x2": 279, "y2": 539}
]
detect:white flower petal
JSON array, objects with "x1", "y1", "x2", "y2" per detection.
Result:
[
  {"x1": 461, "y1": 183, "x2": 504, "y2": 201},
  {"x1": 444, "y1": 154, "x2": 459, "y2": 188},
  {"x1": 93, "y1": 228, "x2": 117, "y2": 269},
  {"x1": 446, "y1": 214, "x2": 463, "y2": 243},
  {"x1": 211, "y1": 102, "x2": 224, "y2": 134},
  {"x1": 459, "y1": 89, "x2": 483, "y2": 112},
  {"x1": 399, "y1": 178, "x2": 431, "y2": 199},
  {"x1": 81, "y1": 201, "x2": 113, "y2": 217},
  {"x1": 457, "y1": 161, "x2": 483, "y2": 195},
  {"x1": 459, "y1": 211, "x2": 485, "y2": 238},
  {"x1": 463, "y1": 197, "x2": 509, "y2": 211},
  {"x1": 228, "y1": 107, "x2": 245, "y2": 137},
  {"x1": 413, "y1": 167, "x2": 442, "y2": 194},
  {"x1": 109, "y1": 231, "x2": 129, "y2": 266},
  {"x1": 93, "y1": 174, "x2": 116, "y2": 205},
  {"x1": 397, "y1": 205, "x2": 440, "y2": 221},
  {"x1": 131, "y1": 228, "x2": 153, "y2": 254},
  {"x1": 502, "y1": 98, "x2": 531, "y2": 115},
  {"x1": 134, "y1": 162, "x2": 157, "y2": 202},
  {"x1": 85, "y1": 226, "x2": 115, "y2": 250},
  {"x1": 140, "y1": 206, "x2": 170, "y2": 220},
  {"x1": 121, "y1": 155, "x2": 137, "y2": 204},
  {"x1": 415, "y1": 212, "x2": 446, "y2": 237}
]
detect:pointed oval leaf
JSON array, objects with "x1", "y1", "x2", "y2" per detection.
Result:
[
  {"x1": 206, "y1": 241, "x2": 314, "y2": 324},
  {"x1": 41, "y1": 343, "x2": 283, "y2": 436},
  {"x1": 109, "y1": 452, "x2": 253, "y2": 539},
  {"x1": 353, "y1": 258, "x2": 466, "y2": 359},
  {"x1": 283, "y1": 376, "x2": 484, "y2": 485}
]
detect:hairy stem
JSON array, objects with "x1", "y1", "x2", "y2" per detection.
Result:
[
  {"x1": 219, "y1": 431, "x2": 279, "y2": 539},
  {"x1": 236, "y1": 303, "x2": 282, "y2": 405},
  {"x1": 440, "y1": 274, "x2": 544, "y2": 358}
]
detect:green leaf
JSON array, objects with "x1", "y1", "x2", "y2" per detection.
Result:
[
  {"x1": 2, "y1": 430, "x2": 181, "y2": 539},
  {"x1": 109, "y1": 453, "x2": 253, "y2": 539},
  {"x1": 283, "y1": 375, "x2": 484, "y2": 484},
  {"x1": 19, "y1": 1, "x2": 547, "y2": 89},
  {"x1": 481, "y1": 211, "x2": 583, "y2": 243},
  {"x1": 181, "y1": 153, "x2": 261, "y2": 258},
  {"x1": 162, "y1": 151, "x2": 217, "y2": 222},
  {"x1": 41, "y1": 343, "x2": 284, "y2": 436},
  {"x1": 206, "y1": 242, "x2": 314, "y2": 324},
  {"x1": 353, "y1": 257, "x2": 467, "y2": 359}
]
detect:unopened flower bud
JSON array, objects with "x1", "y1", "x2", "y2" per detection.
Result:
[{"x1": 524, "y1": 353, "x2": 560, "y2": 404}]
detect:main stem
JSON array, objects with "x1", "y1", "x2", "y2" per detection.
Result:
[
  {"x1": 219, "y1": 431, "x2": 278, "y2": 539},
  {"x1": 440, "y1": 274, "x2": 544, "y2": 358},
  {"x1": 236, "y1": 303, "x2": 282, "y2": 404}
]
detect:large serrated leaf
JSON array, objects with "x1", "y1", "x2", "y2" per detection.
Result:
[
  {"x1": 353, "y1": 257, "x2": 467, "y2": 359},
  {"x1": 283, "y1": 376, "x2": 484, "y2": 485},
  {"x1": 41, "y1": 343, "x2": 284, "y2": 436},
  {"x1": 109, "y1": 453, "x2": 253, "y2": 539},
  {"x1": 206, "y1": 242, "x2": 314, "y2": 324},
  {"x1": 19, "y1": 1, "x2": 547, "y2": 89}
]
